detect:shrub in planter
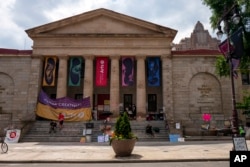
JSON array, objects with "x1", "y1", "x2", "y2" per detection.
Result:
[{"x1": 109, "y1": 112, "x2": 137, "y2": 156}]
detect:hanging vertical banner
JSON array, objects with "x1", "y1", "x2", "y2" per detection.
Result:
[
  {"x1": 95, "y1": 57, "x2": 108, "y2": 86},
  {"x1": 122, "y1": 57, "x2": 134, "y2": 86},
  {"x1": 43, "y1": 57, "x2": 57, "y2": 86},
  {"x1": 147, "y1": 57, "x2": 160, "y2": 86},
  {"x1": 68, "y1": 57, "x2": 82, "y2": 86}
]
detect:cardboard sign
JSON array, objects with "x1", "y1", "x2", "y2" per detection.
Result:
[{"x1": 233, "y1": 137, "x2": 248, "y2": 151}]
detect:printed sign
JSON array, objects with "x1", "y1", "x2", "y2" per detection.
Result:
[
  {"x1": 5, "y1": 129, "x2": 21, "y2": 143},
  {"x1": 233, "y1": 137, "x2": 248, "y2": 151}
]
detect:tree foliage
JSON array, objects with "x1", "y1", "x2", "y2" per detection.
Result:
[
  {"x1": 236, "y1": 91, "x2": 250, "y2": 115},
  {"x1": 110, "y1": 112, "x2": 137, "y2": 145},
  {"x1": 215, "y1": 55, "x2": 230, "y2": 77},
  {"x1": 202, "y1": 0, "x2": 250, "y2": 77}
]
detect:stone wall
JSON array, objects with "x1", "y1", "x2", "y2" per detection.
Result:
[
  {"x1": 0, "y1": 54, "x2": 39, "y2": 130},
  {"x1": 171, "y1": 55, "x2": 234, "y2": 135}
]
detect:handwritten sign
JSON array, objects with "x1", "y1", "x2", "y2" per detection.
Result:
[{"x1": 233, "y1": 137, "x2": 248, "y2": 151}]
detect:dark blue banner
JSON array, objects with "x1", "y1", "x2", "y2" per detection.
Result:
[{"x1": 147, "y1": 57, "x2": 160, "y2": 86}]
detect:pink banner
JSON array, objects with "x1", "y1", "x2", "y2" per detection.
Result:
[
  {"x1": 95, "y1": 57, "x2": 108, "y2": 86},
  {"x1": 122, "y1": 57, "x2": 134, "y2": 86}
]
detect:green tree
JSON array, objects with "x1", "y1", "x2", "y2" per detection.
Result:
[
  {"x1": 110, "y1": 112, "x2": 137, "y2": 144},
  {"x1": 236, "y1": 91, "x2": 250, "y2": 116},
  {"x1": 202, "y1": 0, "x2": 250, "y2": 77}
]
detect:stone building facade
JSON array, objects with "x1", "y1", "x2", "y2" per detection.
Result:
[
  {"x1": 0, "y1": 8, "x2": 248, "y2": 135},
  {"x1": 173, "y1": 21, "x2": 220, "y2": 50}
]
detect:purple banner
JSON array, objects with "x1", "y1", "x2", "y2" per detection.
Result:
[
  {"x1": 38, "y1": 90, "x2": 91, "y2": 109},
  {"x1": 122, "y1": 57, "x2": 134, "y2": 86}
]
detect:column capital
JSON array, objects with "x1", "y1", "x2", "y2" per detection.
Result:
[
  {"x1": 136, "y1": 55, "x2": 146, "y2": 60},
  {"x1": 83, "y1": 55, "x2": 95, "y2": 60},
  {"x1": 58, "y1": 55, "x2": 69, "y2": 60},
  {"x1": 110, "y1": 55, "x2": 120, "y2": 60}
]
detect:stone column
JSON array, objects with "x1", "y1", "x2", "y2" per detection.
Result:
[
  {"x1": 161, "y1": 54, "x2": 174, "y2": 122},
  {"x1": 83, "y1": 55, "x2": 94, "y2": 107},
  {"x1": 56, "y1": 56, "x2": 68, "y2": 98},
  {"x1": 136, "y1": 56, "x2": 146, "y2": 118},
  {"x1": 109, "y1": 56, "x2": 120, "y2": 117}
]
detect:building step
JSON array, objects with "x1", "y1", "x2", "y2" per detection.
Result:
[{"x1": 20, "y1": 120, "x2": 169, "y2": 142}]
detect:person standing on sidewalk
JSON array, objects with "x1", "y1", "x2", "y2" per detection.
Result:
[{"x1": 58, "y1": 113, "x2": 65, "y2": 130}]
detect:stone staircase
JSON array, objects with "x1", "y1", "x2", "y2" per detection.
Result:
[{"x1": 20, "y1": 120, "x2": 170, "y2": 142}]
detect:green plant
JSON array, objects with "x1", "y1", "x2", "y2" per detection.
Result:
[
  {"x1": 236, "y1": 91, "x2": 250, "y2": 116},
  {"x1": 109, "y1": 112, "x2": 137, "y2": 145}
]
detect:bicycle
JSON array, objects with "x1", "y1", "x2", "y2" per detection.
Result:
[{"x1": 0, "y1": 136, "x2": 8, "y2": 153}]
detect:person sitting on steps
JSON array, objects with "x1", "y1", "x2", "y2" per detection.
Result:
[
  {"x1": 49, "y1": 120, "x2": 57, "y2": 133},
  {"x1": 146, "y1": 124, "x2": 154, "y2": 137}
]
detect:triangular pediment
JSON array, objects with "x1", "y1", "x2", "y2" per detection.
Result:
[{"x1": 26, "y1": 8, "x2": 177, "y2": 38}]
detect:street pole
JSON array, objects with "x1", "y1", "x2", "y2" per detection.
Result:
[
  {"x1": 229, "y1": 43, "x2": 239, "y2": 137},
  {"x1": 218, "y1": 4, "x2": 240, "y2": 137}
]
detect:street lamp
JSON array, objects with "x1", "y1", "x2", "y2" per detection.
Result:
[{"x1": 217, "y1": 4, "x2": 242, "y2": 137}]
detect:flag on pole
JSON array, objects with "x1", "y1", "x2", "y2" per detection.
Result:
[
  {"x1": 218, "y1": 27, "x2": 244, "y2": 79},
  {"x1": 230, "y1": 27, "x2": 244, "y2": 59},
  {"x1": 218, "y1": 27, "x2": 244, "y2": 59}
]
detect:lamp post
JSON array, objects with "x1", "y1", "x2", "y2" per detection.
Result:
[{"x1": 217, "y1": 4, "x2": 242, "y2": 137}]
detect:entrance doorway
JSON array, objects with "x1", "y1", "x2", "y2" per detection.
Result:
[
  {"x1": 97, "y1": 94, "x2": 111, "y2": 120},
  {"x1": 124, "y1": 94, "x2": 132, "y2": 111},
  {"x1": 148, "y1": 94, "x2": 157, "y2": 112}
]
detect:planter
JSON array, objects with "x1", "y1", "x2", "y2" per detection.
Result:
[{"x1": 111, "y1": 138, "x2": 137, "y2": 157}]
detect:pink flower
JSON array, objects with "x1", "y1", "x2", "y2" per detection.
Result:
[{"x1": 202, "y1": 113, "x2": 211, "y2": 122}]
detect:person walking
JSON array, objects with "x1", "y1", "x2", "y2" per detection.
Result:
[
  {"x1": 132, "y1": 104, "x2": 137, "y2": 120},
  {"x1": 58, "y1": 113, "x2": 65, "y2": 130}
]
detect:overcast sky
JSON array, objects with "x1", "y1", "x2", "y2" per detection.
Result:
[{"x1": 0, "y1": 0, "x2": 216, "y2": 50}]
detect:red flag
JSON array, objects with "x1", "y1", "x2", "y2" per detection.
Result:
[{"x1": 218, "y1": 39, "x2": 234, "y2": 58}]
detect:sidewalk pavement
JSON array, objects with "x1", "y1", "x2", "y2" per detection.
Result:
[{"x1": 0, "y1": 140, "x2": 249, "y2": 163}]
